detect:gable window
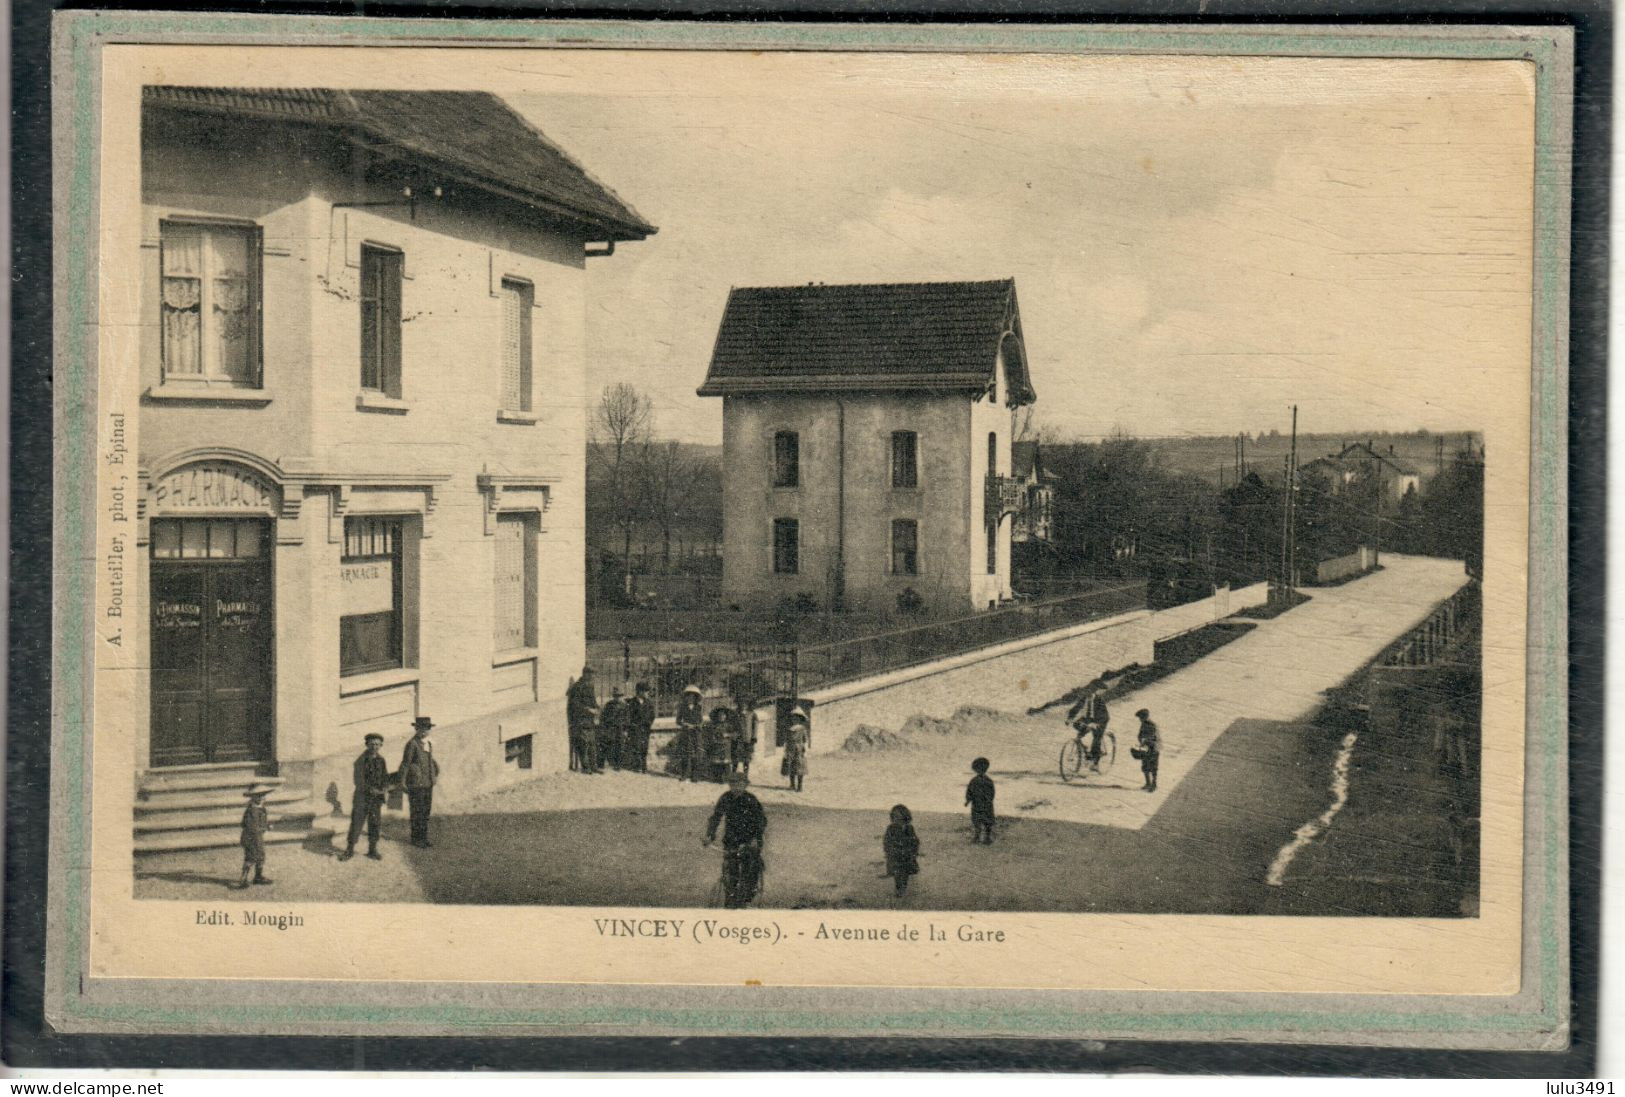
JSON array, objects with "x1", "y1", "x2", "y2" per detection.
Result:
[
  {"x1": 500, "y1": 278, "x2": 533, "y2": 413},
  {"x1": 359, "y1": 245, "x2": 403, "y2": 398},
  {"x1": 773, "y1": 431, "x2": 800, "y2": 489},
  {"x1": 160, "y1": 220, "x2": 262, "y2": 386},
  {"x1": 772, "y1": 518, "x2": 799, "y2": 574},
  {"x1": 340, "y1": 517, "x2": 403, "y2": 676},
  {"x1": 493, "y1": 513, "x2": 538, "y2": 653},
  {"x1": 891, "y1": 519, "x2": 919, "y2": 576},
  {"x1": 891, "y1": 431, "x2": 918, "y2": 489}
]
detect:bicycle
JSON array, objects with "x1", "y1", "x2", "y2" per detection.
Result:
[
  {"x1": 1059, "y1": 723, "x2": 1116, "y2": 781},
  {"x1": 706, "y1": 841, "x2": 765, "y2": 908}
]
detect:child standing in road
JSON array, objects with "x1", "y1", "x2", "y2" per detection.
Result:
[
  {"x1": 236, "y1": 783, "x2": 276, "y2": 889},
  {"x1": 1134, "y1": 708, "x2": 1161, "y2": 792},
  {"x1": 882, "y1": 804, "x2": 921, "y2": 899},
  {"x1": 966, "y1": 757, "x2": 996, "y2": 844}
]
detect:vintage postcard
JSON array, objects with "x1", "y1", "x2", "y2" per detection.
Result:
[{"x1": 43, "y1": 14, "x2": 1570, "y2": 1046}]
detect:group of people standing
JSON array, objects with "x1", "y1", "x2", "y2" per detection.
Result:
[{"x1": 566, "y1": 667, "x2": 657, "y2": 774}]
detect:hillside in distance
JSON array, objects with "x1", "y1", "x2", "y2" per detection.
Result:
[{"x1": 1125, "y1": 430, "x2": 1483, "y2": 488}]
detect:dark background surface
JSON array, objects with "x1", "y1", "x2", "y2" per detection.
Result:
[{"x1": 6, "y1": 0, "x2": 1607, "y2": 1074}]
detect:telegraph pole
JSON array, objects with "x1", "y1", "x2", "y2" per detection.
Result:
[
  {"x1": 1280, "y1": 454, "x2": 1291, "y2": 593},
  {"x1": 1287, "y1": 405, "x2": 1298, "y2": 589}
]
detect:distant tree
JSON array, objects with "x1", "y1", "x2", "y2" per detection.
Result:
[
  {"x1": 641, "y1": 440, "x2": 698, "y2": 574},
  {"x1": 588, "y1": 383, "x2": 653, "y2": 596}
]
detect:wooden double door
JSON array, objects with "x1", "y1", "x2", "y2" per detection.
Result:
[{"x1": 149, "y1": 518, "x2": 274, "y2": 767}]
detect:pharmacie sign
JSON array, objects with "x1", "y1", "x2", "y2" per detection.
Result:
[{"x1": 152, "y1": 463, "x2": 277, "y2": 512}]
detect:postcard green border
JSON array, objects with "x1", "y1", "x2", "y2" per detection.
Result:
[{"x1": 46, "y1": 14, "x2": 1572, "y2": 1045}]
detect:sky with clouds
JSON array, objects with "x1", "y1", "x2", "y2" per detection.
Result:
[{"x1": 513, "y1": 52, "x2": 1535, "y2": 445}]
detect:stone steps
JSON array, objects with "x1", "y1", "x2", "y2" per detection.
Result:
[{"x1": 134, "y1": 765, "x2": 334, "y2": 855}]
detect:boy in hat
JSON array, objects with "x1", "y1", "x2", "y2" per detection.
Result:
[
  {"x1": 338, "y1": 733, "x2": 390, "y2": 861},
  {"x1": 1134, "y1": 709, "x2": 1161, "y2": 792},
  {"x1": 965, "y1": 758, "x2": 996, "y2": 844},
  {"x1": 398, "y1": 716, "x2": 440, "y2": 847},
  {"x1": 236, "y1": 783, "x2": 276, "y2": 889}
]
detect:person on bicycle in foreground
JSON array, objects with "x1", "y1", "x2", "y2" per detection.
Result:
[
  {"x1": 704, "y1": 771, "x2": 767, "y2": 908},
  {"x1": 1066, "y1": 680, "x2": 1111, "y2": 772}
]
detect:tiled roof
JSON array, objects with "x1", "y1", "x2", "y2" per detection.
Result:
[
  {"x1": 1335, "y1": 443, "x2": 1420, "y2": 476},
  {"x1": 698, "y1": 280, "x2": 1034, "y2": 403},
  {"x1": 143, "y1": 86, "x2": 655, "y2": 240},
  {"x1": 1011, "y1": 441, "x2": 1053, "y2": 481}
]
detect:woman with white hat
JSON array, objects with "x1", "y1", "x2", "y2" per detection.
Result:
[
  {"x1": 675, "y1": 684, "x2": 706, "y2": 782},
  {"x1": 781, "y1": 707, "x2": 810, "y2": 792}
]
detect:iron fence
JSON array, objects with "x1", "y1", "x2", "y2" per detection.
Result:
[{"x1": 583, "y1": 581, "x2": 1148, "y2": 717}]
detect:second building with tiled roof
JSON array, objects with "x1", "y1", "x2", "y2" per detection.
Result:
[{"x1": 698, "y1": 280, "x2": 1036, "y2": 617}]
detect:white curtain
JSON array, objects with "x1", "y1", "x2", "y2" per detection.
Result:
[{"x1": 161, "y1": 226, "x2": 203, "y2": 375}]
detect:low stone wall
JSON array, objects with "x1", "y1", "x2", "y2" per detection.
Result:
[
  {"x1": 300, "y1": 695, "x2": 568, "y2": 816},
  {"x1": 1316, "y1": 547, "x2": 1378, "y2": 585},
  {"x1": 767, "y1": 583, "x2": 1268, "y2": 757}
]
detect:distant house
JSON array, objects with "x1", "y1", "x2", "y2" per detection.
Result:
[
  {"x1": 1010, "y1": 441, "x2": 1058, "y2": 544},
  {"x1": 1300, "y1": 441, "x2": 1421, "y2": 503},
  {"x1": 697, "y1": 279, "x2": 1036, "y2": 616}
]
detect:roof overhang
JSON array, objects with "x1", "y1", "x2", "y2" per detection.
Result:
[{"x1": 697, "y1": 373, "x2": 992, "y2": 398}]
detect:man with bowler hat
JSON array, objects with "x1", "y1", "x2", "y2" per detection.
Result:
[
  {"x1": 338, "y1": 733, "x2": 390, "y2": 861},
  {"x1": 398, "y1": 716, "x2": 440, "y2": 847}
]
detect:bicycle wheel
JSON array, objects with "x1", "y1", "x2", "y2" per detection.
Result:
[
  {"x1": 1059, "y1": 737, "x2": 1083, "y2": 781},
  {"x1": 1096, "y1": 732, "x2": 1117, "y2": 774}
]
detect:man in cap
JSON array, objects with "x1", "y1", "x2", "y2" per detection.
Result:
[
  {"x1": 236, "y1": 783, "x2": 277, "y2": 889},
  {"x1": 397, "y1": 716, "x2": 440, "y2": 847},
  {"x1": 566, "y1": 667, "x2": 601, "y2": 774},
  {"x1": 1067, "y1": 679, "x2": 1111, "y2": 772},
  {"x1": 704, "y1": 772, "x2": 767, "y2": 908},
  {"x1": 338, "y1": 733, "x2": 390, "y2": 862}
]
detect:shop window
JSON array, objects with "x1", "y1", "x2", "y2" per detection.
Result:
[
  {"x1": 340, "y1": 517, "x2": 403, "y2": 676},
  {"x1": 772, "y1": 518, "x2": 799, "y2": 575},
  {"x1": 773, "y1": 431, "x2": 799, "y2": 488},
  {"x1": 891, "y1": 519, "x2": 919, "y2": 576},
  {"x1": 891, "y1": 431, "x2": 918, "y2": 489},
  {"x1": 500, "y1": 278, "x2": 533, "y2": 412},
  {"x1": 160, "y1": 221, "x2": 262, "y2": 386},
  {"x1": 359, "y1": 245, "x2": 403, "y2": 398},
  {"x1": 493, "y1": 513, "x2": 538, "y2": 653}
]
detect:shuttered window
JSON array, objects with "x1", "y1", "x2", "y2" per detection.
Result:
[
  {"x1": 772, "y1": 518, "x2": 799, "y2": 575},
  {"x1": 360, "y1": 246, "x2": 403, "y2": 398},
  {"x1": 891, "y1": 431, "x2": 918, "y2": 488},
  {"x1": 500, "y1": 278, "x2": 533, "y2": 412},
  {"x1": 494, "y1": 513, "x2": 537, "y2": 652},
  {"x1": 891, "y1": 519, "x2": 919, "y2": 575}
]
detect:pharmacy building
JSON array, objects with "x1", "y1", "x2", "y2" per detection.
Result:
[{"x1": 131, "y1": 87, "x2": 654, "y2": 853}]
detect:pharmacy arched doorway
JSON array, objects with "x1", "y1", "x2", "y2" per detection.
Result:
[{"x1": 149, "y1": 517, "x2": 274, "y2": 767}]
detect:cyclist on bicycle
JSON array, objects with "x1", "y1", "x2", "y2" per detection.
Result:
[
  {"x1": 1066, "y1": 682, "x2": 1110, "y2": 772},
  {"x1": 704, "y1": 772, "x2": 767, "y2": 908}
]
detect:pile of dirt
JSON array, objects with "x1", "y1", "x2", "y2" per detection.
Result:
[
  {"x1": 843, "y1": 706, "x2": 1017, "y2": 753},
  {"x1": 840, "y1": 725, "x2": 917, "y2": 753}
]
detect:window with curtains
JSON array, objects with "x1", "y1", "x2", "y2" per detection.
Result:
[
  {"x1": 493, "y1": 513, "x2": 538, "y2": 653},
  {"x1": 340, "y1": 517, "x2": 404, "y2": 676},
  {"x1": 891, "y1": 431, "x2": 918, "y2": 489},
  {"x1": 891, "y1": 519, "x2": 919, "y2": 576},
  {"x1": 773, "y1": 431, "x2": 799, "y2": 489},
  {"x1": 160, "y1": 221, "x2": 261, "y2": 386},
  {"x1": 500, "y1": 278, "x2": 533, "y2": 413},
  {"x1": 360, "y1": 246, "x2": 403, "y2": 398}
]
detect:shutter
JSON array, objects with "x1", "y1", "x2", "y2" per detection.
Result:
[
  {"x1": 382, "y1": 251, "x2": 403, "y2": 398},
  {"x1": 500, "y1": 282, "x2": 522, "y2": 410},
  {"x1": 251, "y1": 225, "x2": 265, "y2": 389},
  {"x1": 493, "y1": 515, "x2": 526, "y2": 651}
]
